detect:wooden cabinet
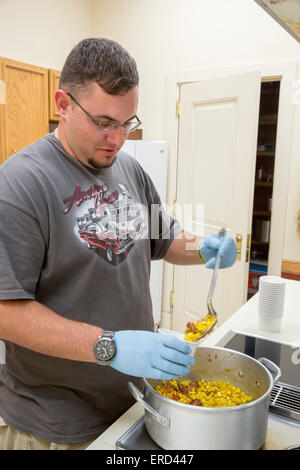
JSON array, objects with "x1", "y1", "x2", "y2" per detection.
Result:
[
  {"x1": 251, "y1": 82, "x2": 279, "y2": 255},
  {"x1": 0, "y1": 57, "x2": 49, "y2": 164},
  {"x1": 0, "y1": 58, "x2": 142, "y2": 164},
  {"x1": 248, "y1": 81, "x2": 280, "y2": 298},
  {"x1": 48, "y1": 69, "x2": 60, "y2": 122}
]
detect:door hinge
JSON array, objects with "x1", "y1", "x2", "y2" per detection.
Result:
[
  {"x1": 170, "y1": 291, "x2": 174, "y2": 308},
  {"x1": 176, "y1": 99, "x2": 180, "y2": 117}
]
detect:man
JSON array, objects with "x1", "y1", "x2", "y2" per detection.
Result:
[{"x1": 0, "y1": 38, "x2": 236, "y2": 450}]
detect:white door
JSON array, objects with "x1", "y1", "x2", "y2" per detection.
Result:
[{"x1": 173, "y1": 72, "x2": 261, "y2": 333}]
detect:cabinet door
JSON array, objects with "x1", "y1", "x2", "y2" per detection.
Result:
[
  {"x1": 49, "y1": 69, "x2": 61, "y2": 122},
  {"x1": 0, "y1": 57, "x2": 49, "y2": 163}
]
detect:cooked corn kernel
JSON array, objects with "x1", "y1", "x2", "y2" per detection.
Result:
[
  {"x1": 184, "y1": 315, "x2": 216, "y2": 342},
  {"x1": 155, "y1": 378, "x2": 253, "y2": 407}
]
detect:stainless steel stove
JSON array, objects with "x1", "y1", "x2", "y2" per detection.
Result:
[
  {"x1": 222, "y1": 331, "x2": 300, "y2": 422},
  {"x1": 116, "y1": 416, "x2": 160, "y2": 450},
  {"x1": 116, "y1": 332, "x2": 300, "y2": 450}
]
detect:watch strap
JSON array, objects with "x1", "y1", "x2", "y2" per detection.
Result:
[{"x1": 101, "y1": 331, "x2": 115, "y2": 340}]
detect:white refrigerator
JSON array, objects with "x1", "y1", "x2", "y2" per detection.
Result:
[{"x1": 121, "y1": 140, "x2": 168, "y2": 327}]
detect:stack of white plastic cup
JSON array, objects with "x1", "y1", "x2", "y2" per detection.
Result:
[{"x1": 258, "y1": 276, "x2": 286, "y2": 332}]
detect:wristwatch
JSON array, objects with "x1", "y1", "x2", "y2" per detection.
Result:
[{"x1": 93, "y1": 331, "x2": 116, "y2": 366}]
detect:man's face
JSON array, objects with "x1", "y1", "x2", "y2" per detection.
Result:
[{"x1": 61, "y1": 82, "x2": 139, "y2": 170}]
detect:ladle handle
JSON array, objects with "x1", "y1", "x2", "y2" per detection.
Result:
[{"x1": 207, "y1": 227, "x2": 226, "y2": 300}]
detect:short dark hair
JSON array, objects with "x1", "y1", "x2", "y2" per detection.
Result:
[{"x1": 59, "y1": 38, "x2": 139, "y2": 95}]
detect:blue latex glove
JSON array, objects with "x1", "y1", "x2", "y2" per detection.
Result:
[
  {"x1": 110, "y1": 330, "x2": 195, "y2": 380},
  {"x1": 199, "y1": 233, "x2": 237, "y2": 269}
]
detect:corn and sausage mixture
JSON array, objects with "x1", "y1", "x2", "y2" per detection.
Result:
[
  {"x1": 184, "y1": 315, "x2": 216, "y2": 342},
  {"x1": 155, "y1": 378, "x2": 253, "y2": 407}
]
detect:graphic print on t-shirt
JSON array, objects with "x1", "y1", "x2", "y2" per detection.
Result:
[{"x1": 63, "y1": 182, "x2": 147, "y2": 265}]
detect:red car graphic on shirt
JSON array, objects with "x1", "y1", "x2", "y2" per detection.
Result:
[{"x1": 79, "y1": 208, "x2": 146, "y2": 264}]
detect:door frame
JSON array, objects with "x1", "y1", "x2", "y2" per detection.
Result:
[{"x1": 162, "y1": 61, "x2": 297, "y2": 320}]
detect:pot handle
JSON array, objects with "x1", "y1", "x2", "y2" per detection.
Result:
[
  {"x1": 127, "y1": 381, "x2": 170, "y2": 428},
  {"x1": 257, "y1": 357, "x2": 281, "y2": 385}
]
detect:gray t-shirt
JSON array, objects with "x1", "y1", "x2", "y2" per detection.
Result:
[{"x1": 0, "y1": 134, "x2": 181, "y2": 443}]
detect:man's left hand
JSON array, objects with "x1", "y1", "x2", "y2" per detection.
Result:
[{"x1": 199, "y1": 233, "x2": 237, "y2": 269}]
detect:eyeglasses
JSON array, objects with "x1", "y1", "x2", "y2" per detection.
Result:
[{"x1": 66, "y1": 92, "x2": 141, "y2": 135}]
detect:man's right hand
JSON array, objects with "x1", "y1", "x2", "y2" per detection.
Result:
[{"x1": 110, "y1": 330, "x2": 195, "y2": 380}]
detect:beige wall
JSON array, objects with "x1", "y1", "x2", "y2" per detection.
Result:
[
  {"x1": 91, "y1": 0, "x2": 300, "y2": 263},
  {"x1": 0, "y1": 0, "x2": 93, "y2": 69},
  {"x1": 0, "y1": 0, "x2": 299, "y2": 261},
  {"x1": 91, "y1": 0, "x2": 300, "y2": 141}
]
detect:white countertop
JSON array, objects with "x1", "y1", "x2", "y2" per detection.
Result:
[{"x1": 86, "y1": 279, "x2": 300, "y2": 450}]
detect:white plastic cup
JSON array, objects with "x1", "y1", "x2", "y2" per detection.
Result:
[
  {"x1": 158, "y1": 328, "x2": 198, "y2": 356},
  {"x1": 259, "y1": 316, "x2": 282, "y2": 333},
  {"x1": 259, "y1": 276, "x2": 286, "y2": 291},
  {"x1": 258, "y1": 276, "x2": 286, "y2": 332}
]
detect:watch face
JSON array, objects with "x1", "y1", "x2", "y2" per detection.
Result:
[{"x1": 95, "y1": 338, "x2": 116, "y2": 361}]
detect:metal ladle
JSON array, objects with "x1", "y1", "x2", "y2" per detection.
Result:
[{"x1": 193, "y1": 227, "x2": 226, "y2": 341}]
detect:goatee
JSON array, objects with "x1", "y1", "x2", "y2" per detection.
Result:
[{"x1": 87, "y1": 154, "x2": 117, "y2": 170}]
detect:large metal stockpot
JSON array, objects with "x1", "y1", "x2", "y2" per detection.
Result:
[{"x1": 128, "y1": 346, "x2": 281, "y2": 450}]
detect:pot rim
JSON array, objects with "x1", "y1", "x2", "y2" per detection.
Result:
[{"x1": 143, "y1": 345, "x2": 275, "y2": 412}]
